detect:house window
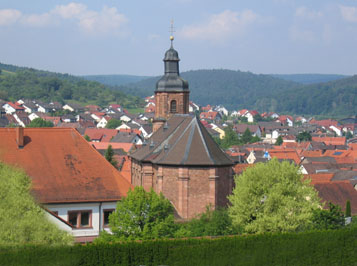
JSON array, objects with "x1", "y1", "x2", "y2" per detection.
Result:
[
  {"x1": 68, "y1": 210, "x2": 92, "y2": 228},
  {"x1": 170, "y1": 100, "x2": 177, "y2": 113},
  {"x1": 103, "y1": 209, "x2": 115, "y2": 227}
]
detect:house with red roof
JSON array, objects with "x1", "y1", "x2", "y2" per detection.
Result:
[
  {"x1": 277, "y1": 115, "x2": 294, "y2": 127},
  {"x1": 312, "y1": 136, "x2": 346, "y2": 146},
  {"x1": 199, "y1": 111, "x2": 221, "y2": 121},
  {"x1": 244, "y1": 110, "x2": 259, "y2": 123},
  {"x1": 2, "y1": 102, "x2": 25, "y2": 114},
  {"x1": 84, "y1": 128, "x2": 118, "y2": 142},
  {"x1": 0, "y1": 127, "x2": 132, "y2": 242}
]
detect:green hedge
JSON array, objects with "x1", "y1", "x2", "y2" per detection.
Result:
[{"x1": 1, "y1": 227, "x2": 357, "y2": 266}]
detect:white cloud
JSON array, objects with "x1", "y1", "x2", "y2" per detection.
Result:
[
  {"x1": 52, "y1": 2, "x2": 87, "y2": 19},
  {"x1": 289, "y1": 25, "x2": 316, "y2": 42},
  {"x1": 340, "y1": 5, "x2": 357, "y2": 22},
  {"x1": 179, "y1": 9, "x2": 258, "y2": 41},
  {"x1": 21, "y1": 13, "x2": 53, "y2": 27},
  {"x1": 77, "y1": 6, "x2": 127, "y2": 34},
  {"x1": 0, "y1": 9, "x2": 22, "y2": 26},
  {"x1": 295, "y1": 6, "x2": 322, "y2": 19},
  {"x1": 0, "y1": 3, "x2": 128, "y2": 35}
]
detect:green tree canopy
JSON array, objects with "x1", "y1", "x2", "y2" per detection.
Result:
[
  {"x1": 105, "y1": 118, "x2": 122, "y2": 129},
  {"x1": 296, "y1": 131, "x2": 312, "y2": 142},
  {"x1": 27, "y1": 118, "x2": 54, "y2": 128},
  {"x1": 228, "y1": 159, "x2": 320, "y2": 234},
  {"x1": 105, "y1": 187, "x2": 176, "y2": 240},
  {"x1": 0, "y1": 162, "x2": 72, "y2": 245},
  {"x1": 311, "y1": 202, "x2": 345, "y2": 230},
  {"x1": 275, "y1": 135, "x2": 283, "y2": 146},
  {"x1": 241, "y1": 128, "x2": 253, "y2": 144},
  {"x1": 221, "y1": 126, "x2": 240, "y2": 149}
]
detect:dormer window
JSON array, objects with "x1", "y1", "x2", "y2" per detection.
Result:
[{"x1": 170, "y1": 100, "x2": 177, "y2": 113}]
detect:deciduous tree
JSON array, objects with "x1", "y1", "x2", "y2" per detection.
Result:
[
  {"x1": 27, "y1": 118, "x2": 54, "y2": 128},
  {"x1": 104, "y1": 187, "x2": 176, "y2": 240},
  {"x1": 228, "y1": 159, "x2": 320, "y2": 234},
  {"x1": 105, "y1": 118, "x2": 122, "y2": 129},
  {"x1": 0, "y1": 162, "x2": 72, "y2": 245}
]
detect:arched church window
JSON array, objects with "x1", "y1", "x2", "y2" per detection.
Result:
[{"x1": 170, "y1": 100, "x2": 177, "y2": 113}]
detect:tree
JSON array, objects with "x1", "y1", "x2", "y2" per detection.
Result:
[
  {"x1": 175, "y1": 207, "x2": 237, "y2": 238},
  {"x1": 296, "y1": 131, "x2": 312, "y2": 142},
  {"x1": 346, "y1": 131, "x2": 353, "y2": 140},
  {"x1": 27, "y1": 118, "x2": 54, "y2": 128},
  {"x1": 0, "y1": 162, "x2": 72, "y2": 245},
  {"x1": 228, "y1": 159, "x2": 320, "y2": 234},
  {"x1": 104, "y1": 187, "x2": 176, "y2": 240},
  {"x1": 275, "y1": 135, "x2": 283, "y2": 146},
  {"x1": 105, "y1": 144, "x2": 117, "y2": 168},
  {"x1": 311, "y1": 202, "x2": 345, "y2": 230},
  {"x1": 84, "y1": 134, "x2": 91, "y2": 141},
  {"x1": 221, "y1": 126, "x2": 240, "y2": 149},
  {"x1": 241, "y1": 128, "x2": 252, "y2": 144},
  {"x1": 105, "y1": 118, "x2": 122, "y2": 129},
  {"x1": 345, "y1": 200, "x2": 351, "y2": 217},
  {"x1": 253, "y1": 114, "x2": 263, "y2": 122}
]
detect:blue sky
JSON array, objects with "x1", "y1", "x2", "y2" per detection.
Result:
[{"x1": 0, "y1": 0, "x2": 356, "y2": 76}]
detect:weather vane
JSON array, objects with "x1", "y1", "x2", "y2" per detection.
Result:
[{"x1": 169, "y1": 19, "x2": 175, "y2": 44}]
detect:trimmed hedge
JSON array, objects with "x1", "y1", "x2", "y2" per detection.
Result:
[{"x1": 1, "y1": 227, "x2": 357, "y2": 266}]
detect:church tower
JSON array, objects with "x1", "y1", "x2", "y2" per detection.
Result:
[{"x1": 153, "y1": 36, "x2": 190, "y2": 132}]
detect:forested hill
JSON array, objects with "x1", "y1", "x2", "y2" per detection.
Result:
[
  {"x1": 83, "y1": 74, "x2": 149, "y2": 86},
  {"x1": 117, "y1": 69, "x2": 357, "y2": 116},
  {"x1": 117, "y1": 69, "x2": 300, "y2": 109},
  {"x1": 275, "y1": 75, "x2": 357, "y2": 116},
  {"x1": 270, "y1": 74, "x2": 348, "y2": 84},
  {"x1": 0, "y1": 62, "x2": 143, "y2": 108}
]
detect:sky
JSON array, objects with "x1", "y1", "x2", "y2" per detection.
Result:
[{"x1": 0, "y1": 0, "x2": 357, "y2": 76}]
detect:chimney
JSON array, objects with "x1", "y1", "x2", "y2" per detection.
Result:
[{"x1": 16, "y1": 127, "x2": 24, "y2": 148}]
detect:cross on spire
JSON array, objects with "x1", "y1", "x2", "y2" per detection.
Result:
[{"x1": 169, "y1": 19, "x2": 175, "y2": 46}]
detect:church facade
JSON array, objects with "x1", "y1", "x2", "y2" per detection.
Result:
[{"x1": 130, "y1": 39, "x2": 233, "y2": 219}]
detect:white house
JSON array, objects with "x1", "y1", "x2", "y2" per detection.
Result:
[
  {"x1": 97, "y1": 117, "x2": 110, "y2": 128},
  {"x1": 329, "y1": 125, "x2": 343, "y2": 136}
]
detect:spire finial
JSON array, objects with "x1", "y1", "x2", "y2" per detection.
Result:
[{"x1": 169, "y1": 19, "x2": 175, "y2": 47}]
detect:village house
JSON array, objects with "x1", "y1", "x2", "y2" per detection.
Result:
[{"x1": 0, "y1": 127, "x2": 132, "y2": 242}]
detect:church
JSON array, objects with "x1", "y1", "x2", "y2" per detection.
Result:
[{"x1": 130, "y1": 36, "x2": 234, "y2": 219}]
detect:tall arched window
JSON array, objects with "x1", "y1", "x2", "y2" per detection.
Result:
[{"x1": 170, "y1": 100, "x2": 177, "y2": 113}]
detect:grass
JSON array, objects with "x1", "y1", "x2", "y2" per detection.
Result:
[
  {"x1": 0, "y1": 69, "x2": 16, "y2": 76},
  {"x1": 126, "y1": 107, "x2": 144, "y2": 114}
]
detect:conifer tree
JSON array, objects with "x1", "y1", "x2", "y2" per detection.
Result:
[
  {"x1": 345, "y1": 200, "x2": 351, "y2": 217},
  {"x1": 105, "y1": 144, "x2": 117, "y2": 168}
]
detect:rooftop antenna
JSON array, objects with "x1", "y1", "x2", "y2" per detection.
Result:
[{"x1": 169, "y1": 19, "x2": 175, "y2": 47}]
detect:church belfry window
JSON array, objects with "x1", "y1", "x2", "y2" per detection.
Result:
[{"x1": 170, "y1": 100, "x2": 177, "y2": 113}]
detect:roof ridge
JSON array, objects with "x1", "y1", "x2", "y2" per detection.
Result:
[
  {"x1": 195, "y1": 116, "x2": 215, "y2": 164},
  {"x1": 157, "y1": 116, "x2": 195, "y2": 163},
  {"x1": 196, "y1": 116, "x2": 233, "y2": 164}
]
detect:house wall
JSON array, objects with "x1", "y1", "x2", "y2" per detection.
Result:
[{"x1": 46, "y1": 201, "x2": 117, "y2": 241}]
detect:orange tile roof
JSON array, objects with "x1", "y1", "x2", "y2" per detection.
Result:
[
  {"x1": 0, "y1": 128, "x2": 132, "y2": 204},
  {"x1": 84, "y1": 128, "x2": 118, "y2": 142},
  {"x1": 311, "y1": 137, "x2": 346, "y2": 146},
  {"x1": 305, "y1": 173, "x2": 334, "y2": 185},
  {"x1": 233, "y1": 164, "x2": 251, "y2": 174},
  {"x1": 335, "y1": 156, "x2": 356, "y2": 164},
  {"x1": 302, "y1": 150, "x2": 323, "y2": 157},
  {"x1": 91, "y1": 142, "x2": 134, "y2": 153},
  {"x1": 268, "y1": 149, "x2": 301, "y2": 164},
  {"x1": 119, "y1": 156, "x2": 132, "y2": 184},
  {"x1": 313, "y1": 181, "x2": 357, "y2": 214}
]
